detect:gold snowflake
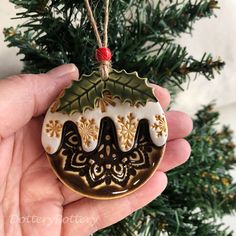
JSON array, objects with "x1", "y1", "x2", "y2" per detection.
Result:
[
  {"x1": 77, "y1": 117, "x2": 99, "y2": 147},
  {"x1": 46, "y1": 120, "x2": 62, "y2": 138},
  {"x1": 96, "y1": 91, "x2": 116, "y2": 113},
  {"x1": 151, "y1": 114, "x2": 168, "y2": 137},
  {"x1": 117, "y1": 113, "x2": 138, "y2": 150}
]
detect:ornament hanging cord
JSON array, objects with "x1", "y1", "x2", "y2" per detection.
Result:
[{"x1": 84, "y1": 0, "x2": 112, "y2": 80}]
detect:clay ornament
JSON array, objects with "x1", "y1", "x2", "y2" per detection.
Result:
[{"x1": 41, "y1": 69, "x2": 168, "y2": 199}]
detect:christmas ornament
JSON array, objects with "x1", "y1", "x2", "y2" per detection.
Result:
[{"x1": 41, "y1": 0, "x2": 168, "y2": 199}]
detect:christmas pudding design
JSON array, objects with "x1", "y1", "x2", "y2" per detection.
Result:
[{"x1": 42, "y1": 70, "x2": 168, "y2": 199}]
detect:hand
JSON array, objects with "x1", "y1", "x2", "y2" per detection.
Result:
[{"x1": 0, "y1": 64, "x2": 192, "y2": 236}]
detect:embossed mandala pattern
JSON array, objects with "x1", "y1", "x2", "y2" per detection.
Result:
[{"x1": 49, "y1": 118, "x2": 160, "y2": 188}]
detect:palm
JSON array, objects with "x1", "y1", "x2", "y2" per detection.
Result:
[
  {"x1": 1, "y1": 118, "x2": 63, "y2": 235},
  {"x1": 0, "y1": 65, "x2": 192, "y2": 236}
]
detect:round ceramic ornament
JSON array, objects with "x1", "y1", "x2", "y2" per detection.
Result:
[
  {"x1": 41, "y1": 69, "x2": 168, "y2": 199},
  {"x1": 41, "y1": 0, "x2": 168, "y2": 200}
]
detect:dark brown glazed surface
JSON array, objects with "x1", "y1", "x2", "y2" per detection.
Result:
[{"x1": 47, "y1": 117, "x2": 165, "y2": 199}]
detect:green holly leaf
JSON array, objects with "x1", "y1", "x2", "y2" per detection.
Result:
[
  {"x1": 105, "y1": 70, "x2": 157, "y2": 106},
  {"x1": 56, "y1": 69, "x2": 157, "y2": 114},
  {"x1": 56, "y1": 71, "x2": 104, "y2": 114}
]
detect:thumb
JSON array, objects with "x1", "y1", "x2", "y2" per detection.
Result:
[{"x1": 0, "y1": 64, "x2": 79, "y2": 141}]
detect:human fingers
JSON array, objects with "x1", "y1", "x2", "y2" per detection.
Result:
[
  {"x1": 153, "y1": 85, "x2": 171, "y2": 110},
  {"x1": 166, "y1": 110, "x2": 193, "y2": 141},
  {"x1": 0, "y1": 64, "x2": 79, "y2": 141},
  {"x1": 158, "y1": 139, "x2": 191, "y2": 172},
  {"x1": 61, "y1": 185, "x2": 84, "y2": 206}
]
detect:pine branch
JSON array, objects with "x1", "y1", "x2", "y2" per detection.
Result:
[
  {"x1": 116, "y1": 44, "x2": 225, "y2": 89},
  {"x1": 5, "y1": 0, "x2": 222, "y2": 76},
  {"x1": 128, "y1": 0, "x2": 219, "y2": 39}
]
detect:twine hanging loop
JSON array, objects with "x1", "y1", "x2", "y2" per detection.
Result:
[{"x1": 84, "y1": 0, "x2": 112, "y2": 80}]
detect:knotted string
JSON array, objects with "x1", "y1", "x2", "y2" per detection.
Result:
[{"x1": 84, "y1": 0, "x2": 111, "y2": 80}]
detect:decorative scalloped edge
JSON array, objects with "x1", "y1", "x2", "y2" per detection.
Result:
[
  {"x1": 55, "y1": 71, "x2": 102, "y2": 115},
  {"x1": 43, "y1": 99, "x2": 168, "y2": 154},
  {"x1": 56, "y1": 69, "x2": 157, "y2": 115},
  {"x1": 109, "y1": 69, "x2": 157, "y2": 107}
]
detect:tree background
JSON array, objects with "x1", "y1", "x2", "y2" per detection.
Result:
[{"x1": 0, "y1": 0, "x2": 236, "y2": 235}]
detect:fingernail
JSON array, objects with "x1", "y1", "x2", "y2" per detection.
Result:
[{"x1": 47, "y1": 64, "x2": 78, "y2": 78}]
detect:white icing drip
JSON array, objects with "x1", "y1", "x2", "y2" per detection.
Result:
[{"x1": 41, "y1": 99, "x2": 168, "y2": 154}]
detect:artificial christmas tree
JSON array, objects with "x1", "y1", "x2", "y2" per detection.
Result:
[{"x1": 4, "y1": 0, "x2": 236, "y2": 235}]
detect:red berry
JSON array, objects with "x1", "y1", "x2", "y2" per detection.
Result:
[{"x1": 96, "y1": 47, "x2": 112, "y2": 62}]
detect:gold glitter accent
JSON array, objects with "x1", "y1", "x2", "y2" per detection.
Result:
[
  {"x1": 117, "y1": 113, "x2": 138, "y2": 150},
  {"x1": 151, "y1": 114, "x2": 168, "y2": 137},
  {"x1": 96, "y1": 91, "x2": 116, "y2": 113},
  {"x1": 77, "y1": 117, "x2": 99, "y2": 147},
  {"x1": 46, "y1": 120, "x2": 62, "y2": 138}
]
